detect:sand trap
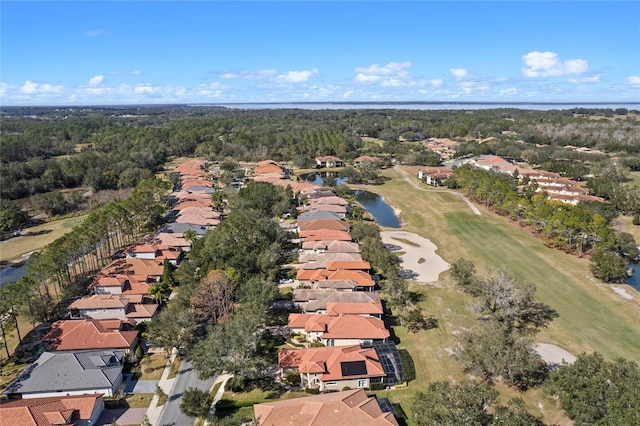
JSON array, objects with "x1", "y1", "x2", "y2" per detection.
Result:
[
  {"x1": 381, "y1": 231, "x2": 450, "y2": 284},
  {"x1": 534, "y1": 343, "x2": 576, "y2": 369},
  {"x1": 612, "y1": 286, "x2": 635, "y2": 300}
]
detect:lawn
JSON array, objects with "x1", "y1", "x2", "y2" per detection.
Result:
[
  {"x1": 1, "y1": 214, "x2": 87, "y2": 262},
  {"x1": 139, "y1": 352, "x2": 168, "y2": 380},
  {"x1": 345, "y1": 167, "x2": 640, "y2": 425}
]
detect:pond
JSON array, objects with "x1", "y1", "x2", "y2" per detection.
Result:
[
  {"x1": 625, "y1": 262, "x2": 640, "y2": 292},
  {"x1": 0, "y1": 260, "x2": 29, "y2": 289},
  {"x1": 355, "y1": 190, "x2": 401, "y2": 228},
  {"x1": 298, "y1": 172, "x2": 348, "y2": 186}
]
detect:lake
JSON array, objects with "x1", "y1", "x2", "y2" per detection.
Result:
[
  {"x1": 625, "y1": 262, "x2": 640, "y2": 292},
  {"x1": 299, "y1": 172, "x2": 348, "y2": 186},
  {"x1": 355, "y1": 190, "x2": 401, "y2": 228},
  {"x1": 0, "y1": 260, "x2": 29, "y2": 289}
]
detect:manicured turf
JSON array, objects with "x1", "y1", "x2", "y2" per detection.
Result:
[
  {"x1": 347, "y1": 167, "x2": 640, "y2": 425},
  {"x1": 1, "y1": 215, "x2": 87, "y2": 262}
]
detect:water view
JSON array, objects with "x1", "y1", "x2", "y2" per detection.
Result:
[
  {"x1": 625, "y1": 262, "x2": 640, "y2": 292},
  {"x1": 355, "y1": 190, "x2": 401, "y2": 228},
  {"x1": 298, "y1": 172, "x2": 348, "y2": 186},
  {"x1": 0, "y1": 260, "x2": 29, "y2": 288}
]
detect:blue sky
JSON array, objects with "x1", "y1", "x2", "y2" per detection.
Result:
[{"x1": 1, "y1": 1, "x2": 639, "y2": 105}]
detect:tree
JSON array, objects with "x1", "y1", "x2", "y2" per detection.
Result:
[
  {"x1": 189, "y1": 305, "x2": 267, "y2": 379},
  {"x1": 180, "y1": 387, "x2": 213, "y2": 419},
  {"x1": 450, "y1": 258, "x2": 478, "y2": 294},
  {"x1": 400, "y1": 306, "x2": 437, "y2": 333},
  {"x1": 190, "y1": 270, "x2": 236, "y2": 325},
  {"x1": 457, "y1": 320, "x2": 546, "y2": 389},
  {"x1": 590, "y1": 248, "x2": 629, "y2": 283},
  {"x1": 413, "y1": 380, "x2": 498, "y2": 426},
  {"x1": 146, "y1": 307, "x2": 198, "y2": 356},
  {"x1": 0, "y1": 199, "x2": 27, "y2": 233},
  {"x1": 471, "y1": 269, "x2": 557, "y2": 335},
  {"x1": 544, "y1": 352, "x2": 640, "y2": 425}
]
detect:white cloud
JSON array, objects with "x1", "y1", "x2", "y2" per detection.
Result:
[
  {"x1": 276, "y1": 68, "x2": 318, "y2": 83},
  {"x1": 85, "y1": 29, "x2": 107, "y2": 37},
  {"x1": 109, "y1": 70, "x2": 142, "y2": 76},
  {"x1": 354, "y1": 62, "x2": 411, "y2": 84},
  {"x1": 220, "y1": 69, "x2": 277, "y2": 80},
  {"x1": 343, "y1": 90, "x2": 354, "y2": 98},
  {"x1": 88, "y1": 75, "x2": 104, "y2": 86},
  {"x1": 522, "y1": 51, "x2": 588, "y2": 77},
  {"x1": 628, "y1": 76, "x2": 640, "y2": 87},
  {"x1": 0, "y1": 82, "x2": 16, "y2": 96},
  {"x1": 568, "y1": 74, "x2": 601, "y2": 84},
  {"x1": 449, "y1": 68, "x2": 469, "y2": 79},
  {"x1": 499, "y1": 87, "x2": 518, "y2": 96},
  {"x1": 19, "y1": 80, "x2": 63, "y2": 95},
  {"x1": 429, "y1": 79, "x2": 444, "y2": 87}
]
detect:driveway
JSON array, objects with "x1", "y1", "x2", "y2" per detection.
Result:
[
  {"x1": 96, "y1": 408, "x2": 147, "y2": 426},
  {"x1": 123, "y1": 375, "x2": 159, "y2": 393},
  {"x1": 381, "y1": 230, "x2": 450, "y2": 284}
]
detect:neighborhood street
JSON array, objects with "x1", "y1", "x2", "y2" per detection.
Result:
[{"x1": 157, "y1": 360, "x2": 216, "y2": 426}]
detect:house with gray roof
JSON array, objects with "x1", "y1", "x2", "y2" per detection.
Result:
[
  {"x1": 293, "y1": 289, "x2": 381, "y2": 314},
  {"x1": 3, "y1": 350, "x2": 124, "y2": 399},
  {"x1": 297, "y1": 210, "x2": 343, "y2": 222}
]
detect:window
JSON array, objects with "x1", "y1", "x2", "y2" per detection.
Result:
[
  {"x1": 325, "y1": 382, "x2": 337, "y2": 386},
  {"x1": 362, "y1": 339, "x2": 372, "y2": 347},
  {"x1": 357, "y1": 379, "x2": 368, "y2": 388}
]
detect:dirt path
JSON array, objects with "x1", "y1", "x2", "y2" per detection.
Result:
[
  {"x1": 381, "y1": 230, "x2": 450, "y2": 284},
  {"x1": 393, "y1": 165, "x2": 481, "y2": 216}
]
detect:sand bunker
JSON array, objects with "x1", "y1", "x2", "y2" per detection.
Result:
[
  {"x1": 381, "y1": 231, "x2": 450, "y2": 284},
  {"x1": 534, "y1": 343, "x2": 576, "y2": 369}
]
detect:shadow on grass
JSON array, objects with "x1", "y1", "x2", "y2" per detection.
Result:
[{"x1": 398, "y1": 349, "x2": 416, "y2": 383}]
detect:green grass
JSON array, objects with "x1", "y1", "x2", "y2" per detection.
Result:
[
  {"x1": 1, "y1": 214, "x2": 87, "y2": 262},
  {"x1": 139, "y1": 352, "x2": 168, "y2": 380},
  {"x1": 342, "y1": 167, "x2": 640, "y2": 425},
  {"x1": 125, "y1": 393, "x2": 154, "y2": 409}
]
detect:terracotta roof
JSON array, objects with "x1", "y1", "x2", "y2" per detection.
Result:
[
  {"x1": 288, "y1": 313, "x2": 389, "y2": 340},
  {"x1": 126, "y1": 303, "x2": 159, "y2": 319},
  {"x1": 293, "y1": 290, "x2": 380, "y2": 313},
  {"x1": 354, "y1": 155, "x2": 378, "y2": 163},
  {"x1": 327, "y1": 260, "x2": 371, "y2": 271},
  {"x1": 254, "y1": 388, "x2": 398, "y2": 426},
  {"x1": 69, "y1": 294, "x2": 142, "y2": 310},
  {"x1": 279, "y1": 346, "x2": 386, "y2": 382},
  {"x1": 316, "y1": 156, "x2": 343, "y2": 162},
  {"x1": 307, "y1": 196, "x2": 349, "y2": 206},
  {"x1": 100, "y1": 258, "x2": 164, "y2": 278},
  {"x1": 300, "y1": 230, "x2": 352, "y2": 241},
  {"x1": 303, "y1": 203, "x2": 347, "y2": 214},
  {"x1": 44, "y1": 319, "x2": 138, "y2": 351},
  {"x1": 175, "y1": 214, "x2": 220, "y2": 226},
  {"x1": 174, "y1": 200, "x2": 213, "y2": 210},
  {"x1": 0, "y1": 394, "x2": 103, "y2": 426},
  {"x1": 301, "y1": 240, "x2": 361, "y2": 253},
  {"x1": 298, "y1": 219, "x2": 349, "y2": 232},
  {"x1": 142, "y1": 232, "x2": 192, "y2": 250},
  {"x1": 299, "y1": 253, "x2": 363, "y2": 270},
  {"x1": 177, "y1": 207, "x2": 221, "y2": 218},
  {"x1": 326, "y1": 302, "x2": 383, "y2": 316},
  {"x1": 296, "y1": 269, "x2": 374, "y2": 287}
]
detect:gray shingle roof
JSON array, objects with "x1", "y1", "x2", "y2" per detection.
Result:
[{"x1": 4, "y1": 350, "x2": 124, "y2": 396}]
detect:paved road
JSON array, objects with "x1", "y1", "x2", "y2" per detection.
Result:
[{"x1": 157, "y1": 360, "x2": 216, "y2": 426}]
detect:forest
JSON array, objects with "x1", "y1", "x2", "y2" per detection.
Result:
[{"x1": 1, "y1": 105, "x2": 640, "y2": 424}]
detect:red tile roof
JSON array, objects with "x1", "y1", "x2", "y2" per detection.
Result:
[
  {"x1": 288, "y1": 313, "x2": 389, "y2": 340},
  {"x1": 254, "y1": 389, "x2": 399, "y2": 426},
  {"x1": 279, "y1": 345, "x2": 386, "y2": 382},
  {"x1": 0, "y1": 394, "x2": 103, "y2": 426},
  {"x1": 44, "y1": 319, "x2": 138, "y2": 351}
]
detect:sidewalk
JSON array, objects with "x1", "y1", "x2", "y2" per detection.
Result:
[
  {"x1": 145, "y1": 348, "x2": 178, "y2": 426},
  {"x1": 201, "y1": 373, "x2": 234, "y2": 426}
]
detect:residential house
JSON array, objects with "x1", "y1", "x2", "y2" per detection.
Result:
[
  {"x1": 43, "y1": 319, "x2": 139, "y2": 354},
  {"x1": 300, "y1": 240, "x2": 361, "y2": 255},
  {"x1": 315, "y1": 156, "x2": 343, "y2": 168},
  {"x1": 278, "y1": 346, "x2": 385, "y2": 392},
  {"x1": 68, "y1": 294, "x2": 158, "y2": 322},
  {"x1": 253, "y1": 388, "x2": 398, "y2": 426},
  {"x1": 293, "y1": 290, "x2": 381, "y2": 314},
  {"x1": 298, "y1": 253, "x2": 364, "y2": 271},
  {"x1": 3, "y1": 350, "x2": 125, "y2": 399},
  {"x1": 0, "y1": 394, "x2": 105, "y2": 426},
  {"x1": 296, "y1": 271, "x2": 376, "y2": 292},
  {"x1": 298, "y1": 219, "x2": 350, "y2": 233},
  {"x1": 124, "y1": 244, "x2": 182, "y2": 265},
  {"x1": 354, "y1": 156, "x2": 379, "y2": 166},
  {"x1": 297, "y1": 210, "x2": 344, "y2": 222},
  {"x1": 288, "y1": 313, "x2": 389, "y2": 346},
  {"x1": 99, "y1": 258, "x2": 164, "y2": 282},
  {"x1": 300, "y1": 229, "x2": 353, "y2": 242}
]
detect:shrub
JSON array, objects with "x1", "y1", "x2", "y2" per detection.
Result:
[
  {"x1": 370, "y1": 382, "x2": 385, "y2": 391},
  {"x1": 284, "y1": 371, "x2": 301, "y2": 387},
  {"x1": 135, "y1": 346, "x2": 144, "y2": 359},
  {"x1": 305, "y1": 388, "x2": 320, "y2": 394},
  {"x1": 341, "y1": 386, "x2": 352, "y2": 391}
]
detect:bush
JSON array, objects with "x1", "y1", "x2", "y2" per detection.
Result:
[
  {"x1": 370, "y1": 382, "x2": 385, "y2": 391},
  {"x1": 227, "y1": 376, "x2": 247, "y2": 392},
  {"x1": 284, "y1": 371, "x2": 301, "y2": 387},
  {"x1": 305, "y1": 388, "x2": 320, "y2": 394},
  {"x1": 135, "y1": 346, "x2": 144, "y2": 359},
  {"x1": 341, "y1": 386, "x2": 352, "y2": 391}
]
